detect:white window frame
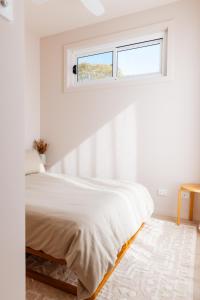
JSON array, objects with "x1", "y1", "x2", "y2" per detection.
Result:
[{"x1": 64, "y1": 21, "x2": 174, "y2": 92}]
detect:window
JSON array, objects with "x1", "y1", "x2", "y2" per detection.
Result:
[
  {"x1": 69, "y1": 32, "x2": 167, "y2": 87},
  {"x1": 117, "y1": 39, "x2": 162, "y2": 78},
  {"x1": 77, "y1": 51, "x2": 113, "y2": 82}
]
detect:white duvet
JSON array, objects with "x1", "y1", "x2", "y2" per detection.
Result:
[{"x1": 26, "y1": 172, "x2": 154, "y2": 299}]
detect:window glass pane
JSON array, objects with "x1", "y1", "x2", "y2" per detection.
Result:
[
  {"x1": 77, "y1": 51, "x2": 113, "y2": 82},
  {"x1": 117, "y1": 41, "x2": 162, "y2": 78}
]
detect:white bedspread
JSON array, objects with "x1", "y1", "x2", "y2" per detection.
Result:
[{"x1": 26, "y1": 173, "x2": 154, "y2": 299}]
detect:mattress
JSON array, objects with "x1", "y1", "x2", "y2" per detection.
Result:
[{"x1": 26, "y1": 172, "x2": 154, "y2": 299}]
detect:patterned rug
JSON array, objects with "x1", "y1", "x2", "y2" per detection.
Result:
[{"x1": 26, "y1": 218, "x2": 197, "y2": 300}]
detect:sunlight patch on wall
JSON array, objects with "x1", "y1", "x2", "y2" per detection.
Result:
[{"x1": 50, "y1": 104, "x2": 137, "y2": 180}]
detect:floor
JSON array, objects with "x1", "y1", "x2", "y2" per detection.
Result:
[
  {"x1": 194, "y1": 226, "x2": 200, "y2": 300},
  {"x1": 26, "y1": 217, "x2": 200, "y2": 300},
  {"x1": 155, "y1": 215, "x2": 200, "y2": 300}
]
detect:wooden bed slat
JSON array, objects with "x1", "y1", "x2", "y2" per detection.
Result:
[
  {"x1": 26, "y1": 247, "x2": 66, "y2": 265},
  {"x1": 26, "y1": 268, "x2": 77, "y2": 295},
  {"x1": 26, "y1": 224, "x2": 144, "y2": 300}
]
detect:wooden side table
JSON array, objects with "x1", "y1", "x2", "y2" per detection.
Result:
[{"x1": 177, "y1": 184, "x2": 200, "y2": 225}]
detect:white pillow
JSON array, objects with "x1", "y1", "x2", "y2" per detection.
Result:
[{"x1": 25, "y1": 149, "x2": 45, "y2": 175}]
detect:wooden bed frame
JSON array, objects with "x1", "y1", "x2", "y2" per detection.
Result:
[{"x1": 26, "y1": 224, "x2": 144, "y2": 300}]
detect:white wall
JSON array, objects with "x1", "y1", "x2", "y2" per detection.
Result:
[
  {"x1": 41, "y1": 0, "x2": 200, "y2": 220},
  {"x1": 25, "y1": 28, "x2": 40, "y2": 149},
  {"x1": 0, "y1": 1, "x2": 25, "y2": 299}
]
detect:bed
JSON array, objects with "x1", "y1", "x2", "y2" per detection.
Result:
[{"x1": 25, "y1": 151, "x2": 154, "y2": 300}]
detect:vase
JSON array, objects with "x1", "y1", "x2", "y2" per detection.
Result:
[{"x1": 40, "y1": 154, "x2": 46, "y2": 165}]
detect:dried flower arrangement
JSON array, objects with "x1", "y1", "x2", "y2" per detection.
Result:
[{"x1": 33, "y1": 139, "x2": 48, "y2": 154}]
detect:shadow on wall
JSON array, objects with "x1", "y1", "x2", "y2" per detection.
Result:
[{"x1": 49, "y1": 103, "x2": 138, "y2": 181}]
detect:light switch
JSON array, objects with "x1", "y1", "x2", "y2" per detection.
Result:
[{"x1": 0, "y1": 0, "x2": 13, "y2": 21}]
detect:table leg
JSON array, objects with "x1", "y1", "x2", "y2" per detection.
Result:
[
  {"x1": 189, "y1": 192, "x2": 195, "y2": 221},
  {"x1": 177, "y1": 188, "x2": 182, "y2": 225}
]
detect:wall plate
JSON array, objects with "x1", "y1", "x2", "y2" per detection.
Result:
[
  {"x1": 0, "y1": 0, "x2": 13, "y2": 21},
  {"x1": 157, "y1": 188, "x2": 168, "y2": 197},
  {"x1": 182, "y1": 191, "x2": 190, "y2": 199}
]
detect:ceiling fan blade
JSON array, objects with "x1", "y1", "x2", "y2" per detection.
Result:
[{"x1": 80, "y1": 0, "x2": 105, "y2": 16}]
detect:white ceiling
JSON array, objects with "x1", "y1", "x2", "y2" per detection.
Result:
[{"x1": 26, "y1": 0, "x2": 180, "y2": 38}]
